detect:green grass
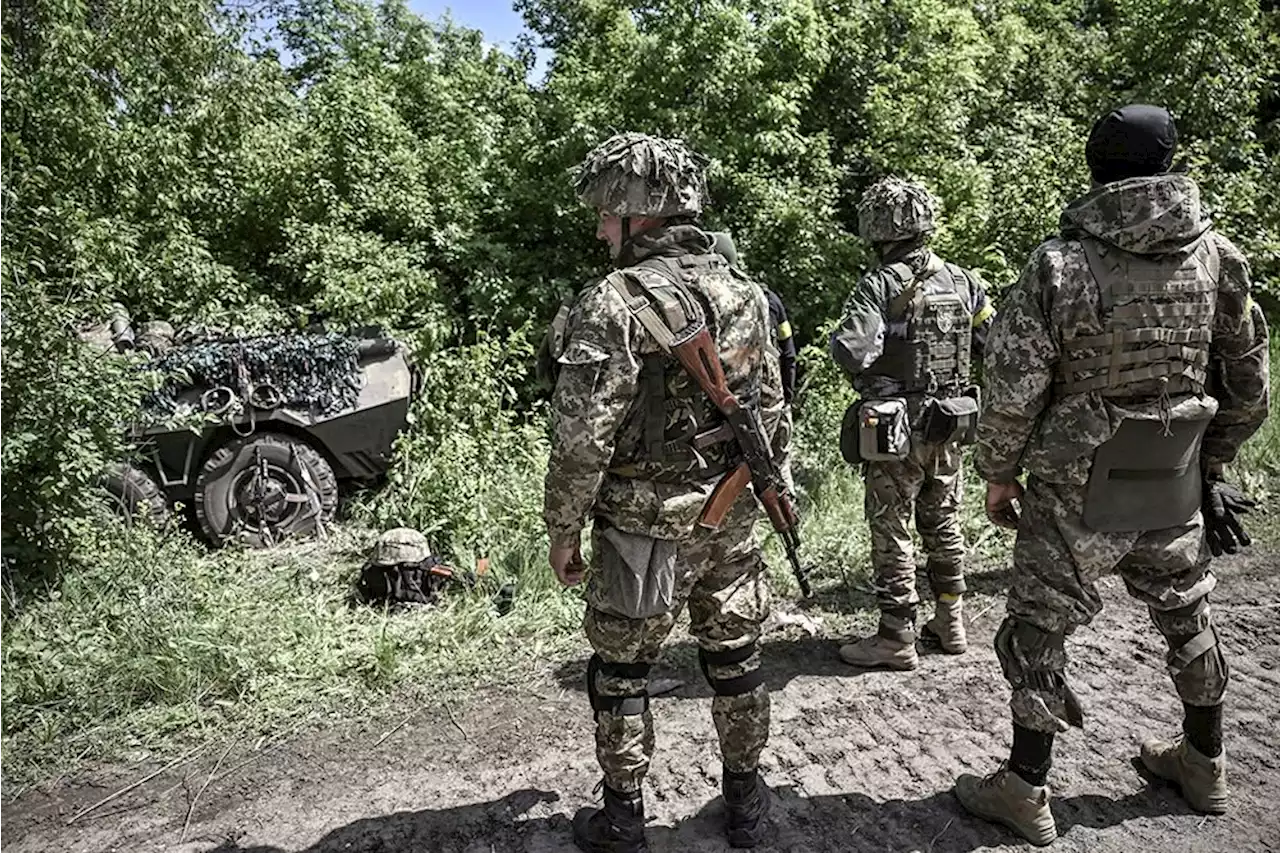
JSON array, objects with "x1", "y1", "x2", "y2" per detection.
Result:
[{"x1": 2, "y1": 331, "x2": 1276, "y2": 788}]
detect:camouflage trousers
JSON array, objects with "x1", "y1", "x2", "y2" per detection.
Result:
[
  {"x1": 999, "y1": 475, "x2": 1228, "y2": 733},
  {"x1": 582, "y1": 499, "x2": 770, "y2": 794},
  {"x1": 863, "y1": 438, "x2": 967, "y2": 615}
]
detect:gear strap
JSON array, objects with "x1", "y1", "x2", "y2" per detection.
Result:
[{"x1": 587, "y1": 654, "x2": 651, "y2": 717}]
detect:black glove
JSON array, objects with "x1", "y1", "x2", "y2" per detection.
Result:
[{"x1": 1202, "y1": 478, "x2": 1256, "y2": 557}]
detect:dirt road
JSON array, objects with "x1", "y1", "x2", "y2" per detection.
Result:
[{"x1": 5, "y1": 551, "x2": 1278, "y2": 853}]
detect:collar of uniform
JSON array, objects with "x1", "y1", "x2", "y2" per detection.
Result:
[{"x1": 617, "y1": 223, "x2": 712, "y2": 267}]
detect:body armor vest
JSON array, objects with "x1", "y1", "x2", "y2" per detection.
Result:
[
  {"x1": 605, "y1": 252, "x2": 744, "y2": 481},
  {"x1": 1060, "y1": 235, "x2": 1219, "y2": 397},
  {"x1": 864, "y1": 257, "x2": 973, "y2": 395}
]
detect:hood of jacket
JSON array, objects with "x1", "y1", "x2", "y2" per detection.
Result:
[{"x1": 1059, "y1": 173, "x2": 1213, "y2": 256}]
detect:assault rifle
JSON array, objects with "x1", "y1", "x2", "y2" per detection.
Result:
[{"x1": 672, "y1": 327, "x2": 811, "y2": 598}]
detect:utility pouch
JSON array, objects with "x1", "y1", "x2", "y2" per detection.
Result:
[
  {"x1": 921, "y1": 391, "x2": 980, "y2": 446},
  {"x1": 1082, "y1": 412, "x2": 1212, "y2": 532},
  {"x1": 839, "y1": 401, "x2": 862, "y2": 463},
  {"x1": 856, "y1": 398, "x2": 911, "y2": 462},
  {"x1": 588, "y1": 521, "x2": 678, "y2": 619}
]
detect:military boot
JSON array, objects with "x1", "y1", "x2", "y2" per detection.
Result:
[
  {"x1": 839, "y1": 614, "x2": 919, "y2": 670},
  {"x1": 954, "y1": 762, "x2": 1057, "y2": 847},
  {"x1": 723, "y1": 767, "x2": 772, "y2": 848},
  {"x1": 1141, "y1": 736, "x2": 1228, "y2": 814},
  {"x1": 922, "y1": 594, "x2": 967, "y2": 654},
  {"x1": 572, "y1": 784, "x2": 649, "y2": 853}
]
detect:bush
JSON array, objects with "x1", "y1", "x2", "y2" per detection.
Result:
[{"x1": 0, "y1": 261, "x2": 156, "y2": 582}]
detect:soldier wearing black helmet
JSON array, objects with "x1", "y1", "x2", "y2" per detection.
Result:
[{"x1": 954, "y1": 105, "x2": 1270, "y2": 845}]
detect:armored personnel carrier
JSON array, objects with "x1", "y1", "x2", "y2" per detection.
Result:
[{"x1": 104, "y1": 332, "x2": 414, "y2": 548}]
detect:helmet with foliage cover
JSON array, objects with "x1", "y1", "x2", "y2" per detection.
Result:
[
  {"x1": 857, "y1": 176, "x2": 939, "y2": 243},
  {"x1": 573, "y1": 132, "x2": 708, "y2": 218},
  {"x1": 371, "y1": 528, "x2": 432, "y2": 566}
]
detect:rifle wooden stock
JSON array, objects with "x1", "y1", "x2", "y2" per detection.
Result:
[
  {"x1": 673, "y1": 327, "x2": 738, "y2": 412},
  {"x1": 698, "y1": 463, "x2": 751, "y2": 530}
]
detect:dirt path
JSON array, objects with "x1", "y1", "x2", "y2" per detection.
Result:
[{"x1": 5, "y1": 551, "x2": 1278, "y2": 853}]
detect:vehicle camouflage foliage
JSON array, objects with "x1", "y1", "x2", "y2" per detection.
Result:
[{"x1": 99, "y1": 325, "x2": 414, "y2": 549}]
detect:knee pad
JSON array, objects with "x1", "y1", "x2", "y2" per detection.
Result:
[
  {"x1": 698, "y1": 644, "x2": 764, "y2": 696},
  {"x1": 1150, "y1": 600, "x2": 1229, "y2": 705},
  {"x1": 994, "y1": 617, "x2": 1083, "y2": 729},
  {"x1": 587, "y1": 653, "x2": 651, "y2": 717}
]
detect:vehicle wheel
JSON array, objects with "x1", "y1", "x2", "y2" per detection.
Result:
[
  {"x1": 194, "y1": 433, "x2": 338, "y2": 548},
  {"x1": 101, "y1": 463, "x2": 171, "y2": 525}
]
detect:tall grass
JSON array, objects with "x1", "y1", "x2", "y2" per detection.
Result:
[{"x1": 2, "y1": 330, "x2": 1275, "y2": 786}]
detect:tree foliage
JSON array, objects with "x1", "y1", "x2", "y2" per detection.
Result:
[{"x1": 3, "y1": 0, "x2": 1278, "y2": 572}]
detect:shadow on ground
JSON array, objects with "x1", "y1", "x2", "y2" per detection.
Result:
[{"x1": 205, "y1": 780, "x2": 1195, "y2": 853}]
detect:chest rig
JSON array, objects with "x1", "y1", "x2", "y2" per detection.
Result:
[
  {"x1": 1060, "y1": 236, "x2": 1219, "y2": 397},
  {"x1": 605, "y1": 253, "x2": 741, "y2": 480},
  {"x1": 1070, "y1": 234, "x2": 1222, "y2": 533},
  {"x1": 865, "y1": 255, "x2": 973, "y2": 396}
]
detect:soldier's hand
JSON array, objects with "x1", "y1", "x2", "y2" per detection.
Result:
[
  {"x1": 550, "y1": 539, "x2": 586, "y2": 587},
  {"x1": 1203, "y1": 478, "x2": 1256, "y2": 557},
  {"x1": 986, "y1": 480, "x2": 1024, "y2": 530}
]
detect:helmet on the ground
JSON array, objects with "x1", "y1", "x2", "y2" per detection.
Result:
[
  {"x1": 371, "y1": 528, "x2": 431, "y2": 566},
  {"x1": 573, "y1": 132, "x2": 708, "y2": 218},
  {"x1": 857, "y1": 177, "x2": 939, "y2": 243}
]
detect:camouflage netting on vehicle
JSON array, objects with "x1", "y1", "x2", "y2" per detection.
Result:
[{"x1": 142, "y1": 333, "x2": 363, "y2": 419}]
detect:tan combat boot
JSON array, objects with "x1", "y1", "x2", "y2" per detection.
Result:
[
  {"x1": 839, "y1": 617, "x2": 921, "y2": 671},
  {"x1": 922, "y1": 594, "x2": 967, "y2": 654},
  {"x1": 954, "y1": 762, "x2": 1057, "y2": 847},
  {"x1": 1141, "y1": 736, "x2": 1228, "y2": 814}
]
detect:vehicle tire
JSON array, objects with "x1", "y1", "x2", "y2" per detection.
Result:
[
  {"x1": 194, "y1": 433, "x2": 338, "y2": 548},
  {"x1": 101, "y1": 463, "x2": 171, "y2": 525}
]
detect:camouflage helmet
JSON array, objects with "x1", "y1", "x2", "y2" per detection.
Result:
[
  {"x1": 371, "y1": 528, "x2": 431, "y2": 566},
  {"x1": 573, "y1": 132, "x2": 708, "y2": 218},
  {"x1": 857, "y1": 177, "x2": 939, "y2": 243}
]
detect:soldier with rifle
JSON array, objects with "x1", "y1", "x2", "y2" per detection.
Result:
[{"x1": 542, "y1": 132, "x2": 802, "y2": 852}]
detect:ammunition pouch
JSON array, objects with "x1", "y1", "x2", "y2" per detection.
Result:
[
  {"x1": 839, "y1": 401, "x2": 861, "y2": 463},
  {"x1": 1082, "y1": 411, "x2": 1211, "y2": 533},
  {"x1": 698, "y1": 644, "x2": 764, "y2": 696},
  {"x1": 851, "y1": 398, "x2": 910, "y2": 462},
  {"x1": 587, "y1": 654, "x2": 651, "y2": 717},
  {"x1": 587, "y1": 520, "x2": 678, "y2": 619},
  {"x1": 919, "y1": 387, "x2": 980, "y2": 446}
]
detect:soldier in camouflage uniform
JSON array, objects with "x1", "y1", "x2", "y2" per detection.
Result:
[
  {"x1": 830, "y1": 177, "x2": 995, "y2": 670},
  {"x1": 544, "y1": 133, "x2": 786, "y2": 852},
  {"x1": 954, "y1": 105, "x2": 1270, "y2": 846}
]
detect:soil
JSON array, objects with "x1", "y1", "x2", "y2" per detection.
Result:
[{"x1": 4, "y1": 550, "x2": 1278, "y2": 853}]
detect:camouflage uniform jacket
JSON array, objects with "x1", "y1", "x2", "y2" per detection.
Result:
[
  {"x1": 831, "y1": 247, "x2": 994, "y2": 419},
  {"x1": 544, "y1": 224, "x2": 786, "y2": 547},
  {"x1": 976, "y1": 174, "x2": 1270, "y2": 486}
]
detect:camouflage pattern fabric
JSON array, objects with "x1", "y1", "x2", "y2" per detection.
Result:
[
  {"x1": 857, "y1": 177, "x2": 939, "y2": 243},
  {"x1": 865, "y1": 439, "x2": 966, "y2": 611},
  {"x1": 573, "y1": 133, "x2": 708, "y2": 219},
  {"x1": 831, "y1": 245, "x2": 992, "y2": 617},
  {"x1": 142, "y1": 333, "x2": 363, "y2": 420},
  {"x1": 371, "y1": 528, "x2": 431, "y2": 566},
  {"x1": 1004, "y1": 476, "x2": 1227, "y2": 732},
  {"x1": 584, "y1": 497, "x2": 770, "y2": 792},
  {"x1": 977, "y1": 173, "x2": 1269, "y2": 732},
  {"x1": 976, "y1": 174, "x2": 1269, "y2": 486},
  {"x1": 544, "y1": 224, "x2": 786, "y2": 546},
  {"x1": 544, "y1": 219, "x2": 784, "y2": 790},
  {"x1": 831, "y1": 247, "x2": 994, "y2": 405}
]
